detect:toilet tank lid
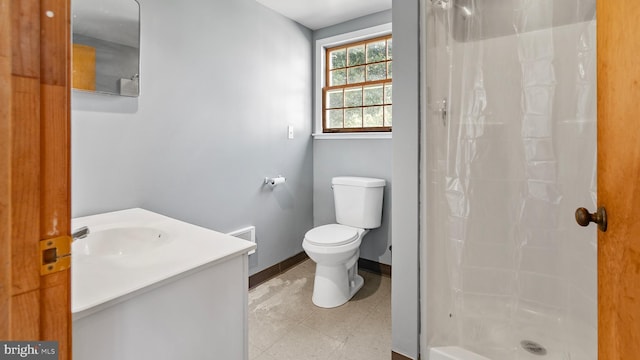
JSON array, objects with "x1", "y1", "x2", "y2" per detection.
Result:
[{"x1": 332, "y1": 176, "x2": 386, "y2": 187}]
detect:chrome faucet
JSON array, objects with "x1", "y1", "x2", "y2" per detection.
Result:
[{"x1": 72, "y1": 226, "x2": 90, "y2": 241}]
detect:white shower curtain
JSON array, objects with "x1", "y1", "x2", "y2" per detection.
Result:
[{"x1": 422, "y1": 1, "x2": 597, "y2": 358}]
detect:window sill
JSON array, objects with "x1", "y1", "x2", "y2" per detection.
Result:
[{"x1": 312, "y1": 132, "x2": 392, "y2": 140}]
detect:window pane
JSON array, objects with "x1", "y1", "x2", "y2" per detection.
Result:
[
  {"x1": 327, "y1": 90, "x2": 343, "y2": 109},
  {"x1": 344, "y1": 108, "x2": 362, "y2": 128},
  {"x1": 367, "y1": 41, "x2": 386, "y2": 63},
  {"x1": 323, "y1": 37, "x2": 393, "y2": 133},
  {"x1": 347, "y1": 66, "x2": 365, "y2": 84},
  {"x1": 329, "y1": 49, "x2": 346, "y2": 70},
  {"x1": 384, "y1": 84, "x2": 392, "y2": 104},
  {"x1": 364, "y1": 85, "x2": 384, "y2": 106},
  {"x1": 344, "y1": 87, "x2": 363, "y2": 107},
  {"x1": 364, "y1": 106, "x2": 384, "y2": 127},
  {"x1": 327, "y1": 109, "x2": 343, "y2": 129},
  {"x1": 348, "y1": 45, "x2": 365, "y2": 66},
  {"x1": 330, "y1": 69, "x2": 346, "y2": 86},
  {"x1": 384, "y1": 105, "x2": 393, "y2": 126},
  {"x1": 367, "y1": 63, "x2": 386, "y2": 81}
]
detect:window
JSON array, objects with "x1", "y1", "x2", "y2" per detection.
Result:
[{"x1": 323, "y1": 35, "x2": 392, "y2": 133}]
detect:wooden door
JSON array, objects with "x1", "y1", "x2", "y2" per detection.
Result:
[
  {"x1": 597, "y1": 0, "x2": 640, "y2": 358},
  {"x1": 0, "y1": 0, "x2": 72, "y2": 358}
]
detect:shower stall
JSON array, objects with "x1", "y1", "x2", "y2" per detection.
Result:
[{"x1": 420, "y1": 0, "x2": 597, "y2": 359}]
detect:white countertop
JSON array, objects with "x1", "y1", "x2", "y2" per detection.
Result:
[{"x1": 71, "y1": 208, "x2": 256, "y2": 317}]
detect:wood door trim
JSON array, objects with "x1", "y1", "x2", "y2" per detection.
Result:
[
  {"x1": 0, "y1": 0, "x2": 11, "y2": 339},
  {"x1": 11, "y1": 75, "x2": 41, "y2": 296},
  {"x1": 1, "y1": 0, "x2": 72, "y2": 357},
  {"x1": 597, "y1": 0, "x2": 640, "y2": 358}
]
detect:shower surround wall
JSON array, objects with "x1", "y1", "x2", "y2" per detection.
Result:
[
  {"x1": 71, "y1": 0, "x2": 313, "y2": 275},
  {"x1": 424, "y1": 2, "x2": 596, "y2": 359}
]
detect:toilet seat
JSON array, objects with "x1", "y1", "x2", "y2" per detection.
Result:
[{"x1": 304, "y1": 224, "x2": 359, "y2": 247}]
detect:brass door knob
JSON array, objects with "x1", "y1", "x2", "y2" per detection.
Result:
[{"x1": 575, "y1": 207, "x2": 608, "y2": 232}]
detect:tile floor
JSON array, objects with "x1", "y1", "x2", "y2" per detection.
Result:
[{"x1": 248, "y1": 259, "x2": 391, "y2": 360}]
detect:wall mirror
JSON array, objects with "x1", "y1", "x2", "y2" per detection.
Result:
[{"x1": 72, "y1": 0, "x2": 140, "y2": 97}]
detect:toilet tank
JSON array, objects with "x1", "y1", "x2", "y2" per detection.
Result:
[{"x1": 332, "y1": 176, "x2": 385, "y2": 229}]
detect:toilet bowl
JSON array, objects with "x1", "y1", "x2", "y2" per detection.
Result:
[
  {"x1": 303, "y1": 224, "x2": 369, "y2": 308},
  {"x1": 303, "y1": 176, "x2": 385, "y2": 308}
]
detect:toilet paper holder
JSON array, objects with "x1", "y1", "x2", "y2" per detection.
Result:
[{"x1": 264, "y1": 175, "x2": 286, "y2": 186}]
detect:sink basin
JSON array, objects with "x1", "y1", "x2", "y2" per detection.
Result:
[{"x1": 73, "y1": 227, "x2": 170, "y2": 257}]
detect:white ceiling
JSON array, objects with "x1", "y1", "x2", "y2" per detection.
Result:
[{"x1": 255, "y1": 0, "x2": 392, "y2": 30}]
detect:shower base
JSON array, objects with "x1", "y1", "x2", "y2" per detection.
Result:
[
  {"x1": 430, "y1": 346, "x2": 490, "y2": 360},
  {"x1": 429, "y1": 321, "x2": 595, "y2": 360}
]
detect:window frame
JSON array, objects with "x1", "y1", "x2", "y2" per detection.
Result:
[
  {"x1": 314, "y1": 23, "x2": 392, "y2": 140},
  {"x1": 323, "y1": 35, "x2": 393, "y2": 134}
]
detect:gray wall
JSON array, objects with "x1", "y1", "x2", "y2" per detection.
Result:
[
  {"x1": 312, "y1": 10, "x2": 393, "y2": 266},
  {"x1": 391, "y1": 0, "x2": 420, "y2": 358},
  {"x1": 313, "y1": 10, "x2": 392, "y2": 40},
  {"x1": 71, "y1": 0, "x2": 314, "y2": 275}
]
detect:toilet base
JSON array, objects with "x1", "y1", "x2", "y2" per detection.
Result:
[
  {"x1": 311, "y1": 264, "x2": 364, "y2": 308},
  {"x1": 350, "y1": 274, "x2": 364, "y2": 298}
]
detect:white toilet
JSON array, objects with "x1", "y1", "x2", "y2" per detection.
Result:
[{"x1": 303, "y1": 176, "x2": 385, "y2": 308}]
